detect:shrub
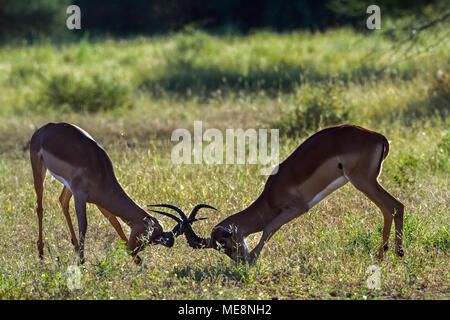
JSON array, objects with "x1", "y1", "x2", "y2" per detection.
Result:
[
  {"x1": 401, "y1": 70, "x2": 450, "y2": 123},
  {"x1": 8, "y1": 64, "x2": 43, "y2": 85},
  {"x1": 39, "y1": 72, "x2": 131, "y2": 112},
  {"x1": 270, "y1": 82, "x2": 353, "y2": 138}
]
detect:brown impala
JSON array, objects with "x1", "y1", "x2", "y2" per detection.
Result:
[
  {"x1": 30, "y1": 122, "x2": 201, "y2": 264},
  {"x1": 152, "y1": 124, "x2": 405, "y2": 264}
]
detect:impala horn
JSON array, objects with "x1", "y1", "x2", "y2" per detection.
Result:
[{"x1": 149, "y1": 204, "x2": 218, "y2": 249}]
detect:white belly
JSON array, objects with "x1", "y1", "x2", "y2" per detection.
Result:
[
  {"x1": 48, "y1": 170, "x2": 72, "y2": 192},
  {"x1": 307, "y1": 176, "x2": 347, "y2": 209}
]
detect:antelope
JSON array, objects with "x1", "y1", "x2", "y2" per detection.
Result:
[
  {"x1": 152, "y1": 125, "x2": 405, "y2": 264},
  {"x1": 29, "y1": 122, "x2": 199, "y2": 264}
]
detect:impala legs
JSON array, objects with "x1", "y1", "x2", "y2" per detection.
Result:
[
  {"x1": 345, "y1": 146, "x2": 404, "y2": 260},
  {"x1": 30, "y1": 152, "x2": 46, "y2": 260},
  {"x1": 96, "y1": 206, "x2": 129, "y2": 244},
  {"x1": 71, "y1": 190, "x2": 88, "y2": 264},
  {"x1": 249, "y1": 207, "x2": 305, "y2": 264},
  {"x1": 350, "y1": 178, "x2": 404, "y2": 259},
  {"x1": 125, "y1": 226, "x2": 147, "y2": 265},
  {"x1": 58, "y1": 186, "x2": 129, "y2": 252},
  {"x1": 59, "y1": 187, "x2": 79, "y2": 251}
]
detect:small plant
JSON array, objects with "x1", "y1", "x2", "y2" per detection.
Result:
[
  {"x1": 271, "y1": 82, "x2": 353, "y2": 138},
  {"x1": 423, "y1": 228, "x2": 450, "y2": 252},
  {"x1": 391, "y1": 154, "x2": 420, "y2": 186},
  {"x1": 429, "y1": 131, "x2": 450, "y2": 173},
  {"x1": 345, "y1": 229, "x2": 378, "y2": 256},
  {"x1": 38, "y1": 72, "x2": 131, "y2": 112}
]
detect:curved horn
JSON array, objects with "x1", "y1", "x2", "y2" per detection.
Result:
[
  {"x1": 149, "y1": 204, "x2": 188, "y2": 220},
  {"x1": 149, "y1": 209, "x2": 182, "y2": 224},
  {"x1": 149, "y1": 203, "x2": 217, "y2": 248},
  {"x1": 183, "y1": 204, "x2": 218, "y2": 249},
  {"x1": 183, "y1": 224, "x2": 216, "y2": 249},
  {"x1": 150, "y1": 209, "x2": 206, "y2": 237},
  {"x1": 189, "y1": 204, "x2": 218, "y2": 219}
]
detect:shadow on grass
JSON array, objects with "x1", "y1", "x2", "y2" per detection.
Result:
[
  {"x1": 172, "y1": 262, "x2": 251, "y2": 283},
  {"x1": 138, "y1": 60, "x2": 421, "y2": 101}
]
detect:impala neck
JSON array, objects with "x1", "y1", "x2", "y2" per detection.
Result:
[
  {"x1": 99, "y1": 181, "x2": 149, "y2": 225},
  {"x1": 222, "y1": 194, "x2": 274, "y2": 236}
]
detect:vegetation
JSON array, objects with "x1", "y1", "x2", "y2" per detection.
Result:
[
  {"x1": 0, "y1": 25, "x2": 448, "y2": 299},
  {"x1": 2, "y1": 0, "x2": 446, "y2": 43}
]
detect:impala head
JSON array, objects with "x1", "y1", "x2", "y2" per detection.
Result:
[
  {"x1": 143, "y1": 215, "x2": 174, "y2": 247},
  {"x1": 147, "y1": 203, "x2": 213, "y2": 248},
  {"x1": 150, "y1": 204, "x2": 249, "y2": 263},
  {"x1": 210, "y1": 224, "x2": 250, "y2": 263}
]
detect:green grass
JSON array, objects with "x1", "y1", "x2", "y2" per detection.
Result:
[{"x1": 0, "y1": 27, "x2": 448, "y2": 299}]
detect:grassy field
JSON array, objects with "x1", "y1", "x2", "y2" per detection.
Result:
[{"x1": 0, "y1": 26, "x2": 448, "y2": 299}]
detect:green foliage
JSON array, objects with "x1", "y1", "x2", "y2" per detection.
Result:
[
  {"x1": 271, "y1": 82, "x2": 353, "y2": 138},
  {"x1": 94, "y1": 241, "x2": 129, "y2": 278},
  {"x1": 345, "y1": 229, "x2": 378, "y2": 255},
  {"x1": 423, "y1": 228, "x2": 450, "y2": 252},
  {"x1": 429, "y1": 131, "x2": 450, "y2": 173},
  {"x1": 390, "y1": 154, "x2": 420, "y2": 186},
  {"x1": 38, "y1": 72, "x2": 132, "y2": 112},
  {"x1": 401, "y1": 71, "x2": 450, "y2": 124},
  {"x1": 0, "y1": 0, "x2": 70, "y2": 44}
]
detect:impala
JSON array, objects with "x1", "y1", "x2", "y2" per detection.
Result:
[
  {"x1": 29, "y1": 122, "x2": 197, "y2": 264},
  {"x1": 153, "y1": 124, "x2": 405, "y2": 264}
]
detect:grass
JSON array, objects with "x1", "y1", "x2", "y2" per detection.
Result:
[{"x1": 0, "y1": 26, "x2": 448, "y2": 299}]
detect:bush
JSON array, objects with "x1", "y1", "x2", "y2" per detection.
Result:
[
  {"x1": 270, "y1": 82, "x2": 352, "y2": 138},
  {"x1": 402, "y1": 70, "x2": 450, "y2": 123},
  {"x1": 39, "y1": 73, "x2": 131, "y2": 112}
]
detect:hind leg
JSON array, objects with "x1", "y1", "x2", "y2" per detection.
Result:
[
  {"x1": 347, "y1": 174, "x2": 404, "y2": 260},
  {"x1": 58, "y1": 186, "x2": 79, "y2": 252},
  {"x1": 343, "y1": 142, "x2": 404, "y2": 260},
  {"x1": 30, "y1": 152, "x2": 46, "y2": 259},
  {"x1": 96, "y1": 206, "x2": 128, "y2": 245}
]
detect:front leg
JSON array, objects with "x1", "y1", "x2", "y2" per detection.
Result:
[
  {"x1": 73, "y1": 192, "x2": 88, "y2": 264},
  {"x1": 249, "y1": 207, "x2": 305, "y2": 265}
]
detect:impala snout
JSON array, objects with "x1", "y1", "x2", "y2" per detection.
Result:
[
  {"x1": 143, "y1": 216, "x2": 167, "y2": 244},
  {"x1": 153, "y1": 231, "x2": 175, "y2": 247},
  {"x1": 211, "y1": 225, "x2": 249, "y2": 263}
]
